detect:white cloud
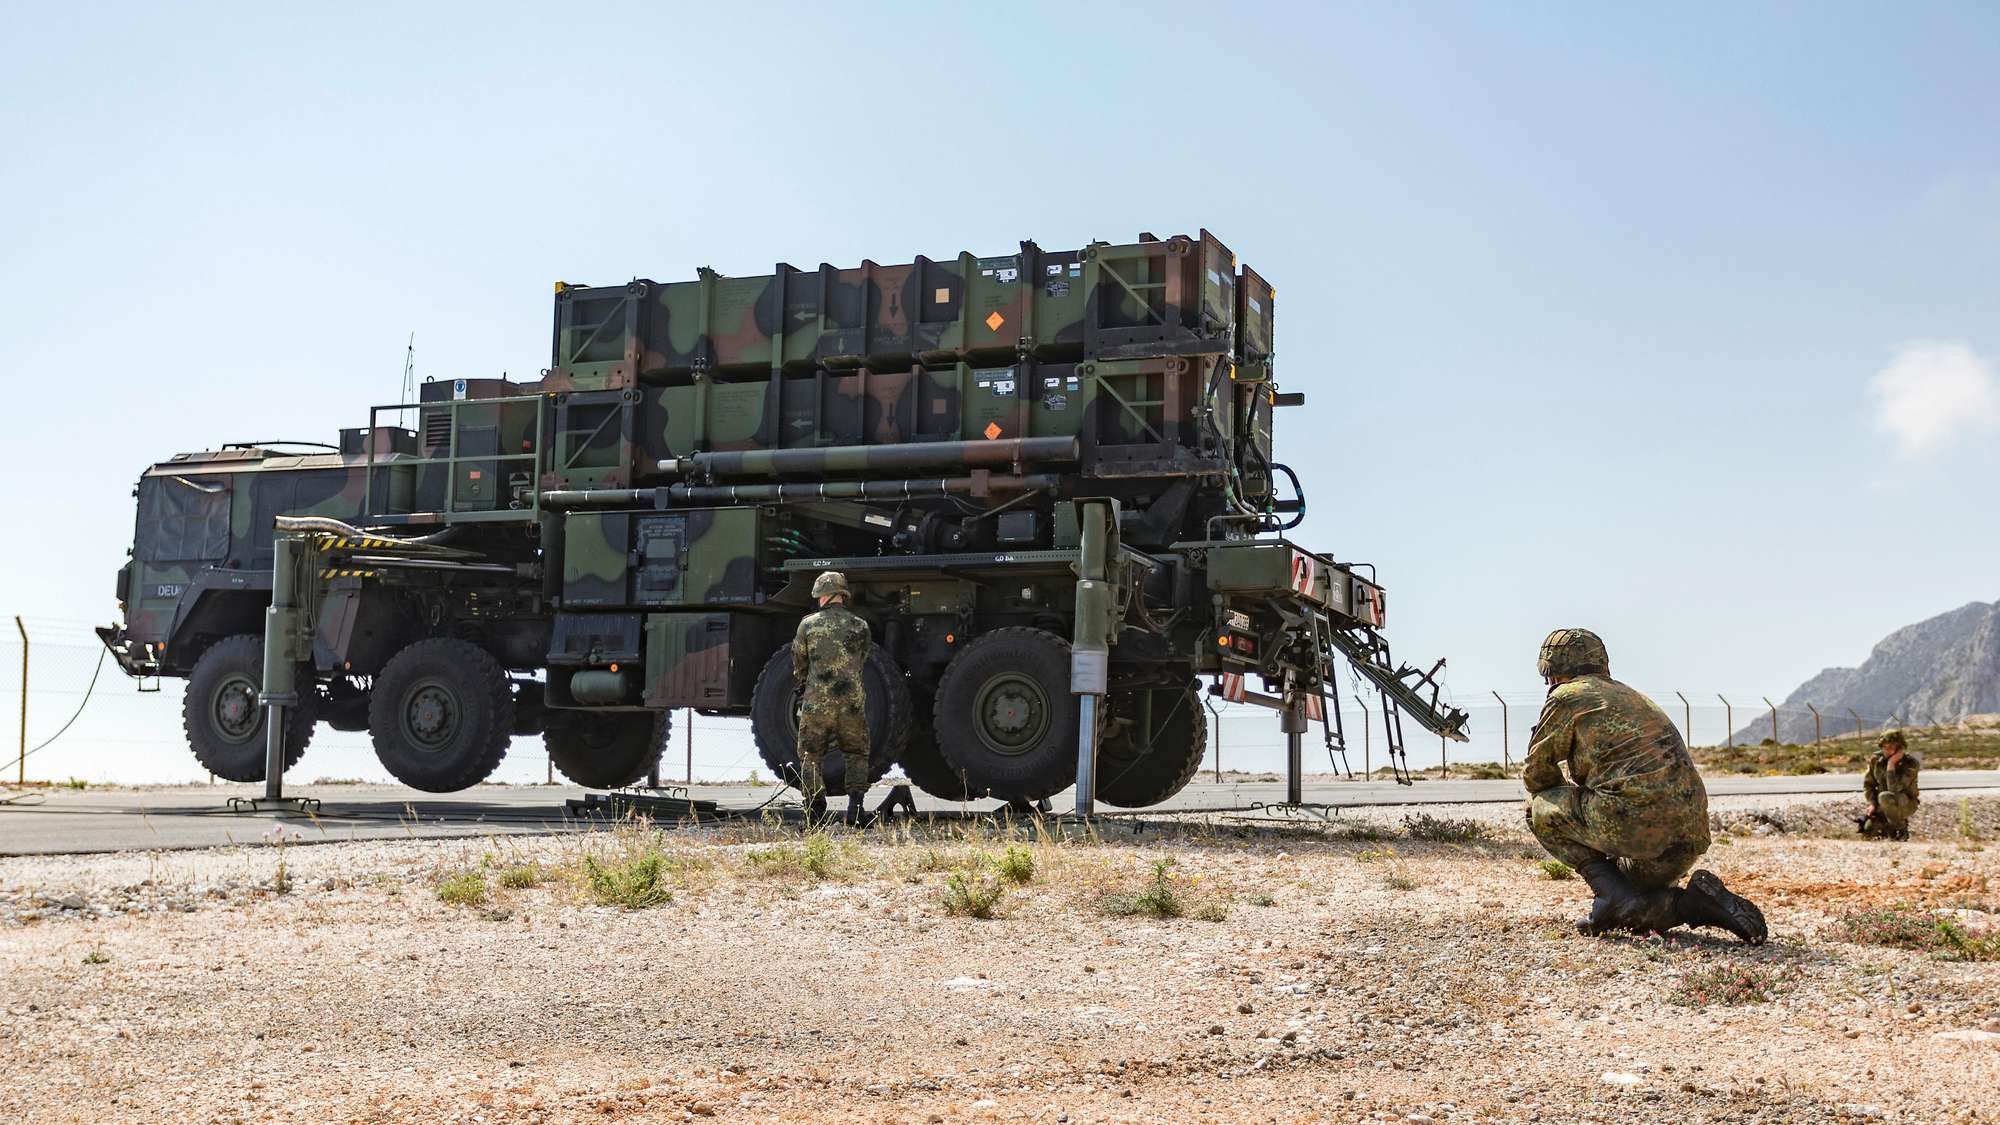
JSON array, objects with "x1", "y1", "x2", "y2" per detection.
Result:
[{"x1": 1866, "y1": 340, "x2": 2000, "y2": 459}]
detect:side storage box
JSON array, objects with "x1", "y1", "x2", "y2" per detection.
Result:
[
  {"x1": 561, "y1": 508, "x2": 770, "y2": 609},
  {"x1": 644, "y1": 612, "x2": 773, "y2": 709}
]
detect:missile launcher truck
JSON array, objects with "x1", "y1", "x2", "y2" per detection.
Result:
[{"x1": 99, "y1": 230, "x2": 1469, "y2": 808}]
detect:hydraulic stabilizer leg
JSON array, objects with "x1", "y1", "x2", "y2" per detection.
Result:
[
  {"x1": 1282, "y1": 693, "x2": 1305, "y2": 805},
  {"x1": 261, "y1": 535, "x2": 299, "y2": 804},
  {"x1": 1071, "y1": 499, "x2": 1119, "y2": 818},
  {"x1": 232, "y1": 533, "x2": 319, "y2": 815}
]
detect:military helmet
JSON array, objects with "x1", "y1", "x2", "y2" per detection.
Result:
[
  {"x1": 1879, "y1": 729, "x2": 1907, "y2": 750},
  {"x1": 811, "y1": 571, "x2": 850, "y2": 600},
  {"x1": 1537, "y1": 628, "x2": 1610, "y2": 679}
]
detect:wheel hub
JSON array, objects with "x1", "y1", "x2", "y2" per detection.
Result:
[
  {"x1": 403, "y1": 683, "x2": 459, "y2": 751},
  {"x1": 973, "y1": 673, "x2": 1049, "y2": 756},
  {"x1": 212, "y1": 676, "x2": 260, "y2": 743}
]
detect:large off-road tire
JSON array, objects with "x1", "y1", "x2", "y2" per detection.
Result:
[
  {"x1": 367, "y1": 639, "x2": 513, "y2": 793},
  {"x1": 750, "y1": 643, "x2": 908, "y2": 793},
  {"x1": 182, "y1": 634, "x2": 317, "y2": 783},
  {"x1": 1095, "y1": 683, "x2": 1208, "y2": 808},
  {"x1": 545, "y1": 710, "x2": 669, "y2": 790},
  {"x1": 896, "y1": 691, "x2": 974, "y2": 801},
  {"x1": 933, "y1": 628, "x2": 1078, "y2": 803}
]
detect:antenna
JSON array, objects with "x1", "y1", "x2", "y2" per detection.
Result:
[{"x1": 398, "y1": 333, "x2": 416, "y2": 429}]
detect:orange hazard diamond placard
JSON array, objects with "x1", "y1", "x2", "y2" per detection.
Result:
[
  {"x1": 983, "y1": 421, "x2": 1003, "y2": 440},
  {"x1": 985, "y1": 310, "x2": 1006, "y2": 331}
]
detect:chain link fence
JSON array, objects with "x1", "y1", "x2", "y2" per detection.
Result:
[{"x1": 1, "y1": 616, "x2": 1938, "y2": 787}]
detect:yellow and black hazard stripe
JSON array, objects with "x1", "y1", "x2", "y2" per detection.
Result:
[
  {"x1": 319, "y1": 567, "x2": 378, "y2": 579},
  {"x1": 316, "y1": 535, "x2": 404, "y2": 551}
]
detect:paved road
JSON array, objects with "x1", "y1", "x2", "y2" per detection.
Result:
[{"x1": 2, "y1": 772, "x2": 1996, "y2": 857}]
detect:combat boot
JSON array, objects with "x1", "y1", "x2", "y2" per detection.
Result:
[
  {"x1": 844, "y1": 792, "x2": 875, "y2": 829},
  {"x1": 1574, "y1": 859, "x2": 1677, "y2": 936},
  {"x1": 1675, "y1": 869, "x2": 1767, "y2": 945}
]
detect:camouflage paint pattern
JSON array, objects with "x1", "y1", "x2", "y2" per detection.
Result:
[
  {"x1": 548, "y1": 233, "x2": 1248, "y2": 393},
  {"x1": 561, "y1": 508, "x2": 764, "y2": 609},
  {"x1": 123, "y1": 452, "x2": 416, "y2": 649},
  {"x1": 642, "y1": 612, "x2": 761, "y2": 709},
  {"x1": 1863, "y1": 749, "x2": 1921, "y2": 829},
  {"x1": 1523, "y1": 674, "x2": 1712, "y2": 890},
  {"x1": 791, "y1": 603, "x2": 872, "y2": 799}
]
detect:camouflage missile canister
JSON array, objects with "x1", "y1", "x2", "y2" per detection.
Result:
[{"x1": 546, "y1": 231, "x2": 1244, "y2": 392}]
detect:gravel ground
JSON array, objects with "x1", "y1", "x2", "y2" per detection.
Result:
[{"x1": 3, "y1": 792, "x2": 1998, "y2": 1123}]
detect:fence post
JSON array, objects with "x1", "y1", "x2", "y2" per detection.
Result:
[
  {"x1": 1353, "y1": 692, "x2": 1372, "y2": 780},
  {"x1": 14, "y1": 616, "x2": 25, "y2": 786},
  {"x1": 1206, "y1": 697, "x2": 1222, "y2": 784},
  {"x1": 1846, "y1": 708, "x2": 1862, "y2": 738},
  {"x1": 1805, "y1": 703, "x2": 1821, "y2": 745},
  {"x1": 1675, "y1": 691, "x2": 1691, "y2": 746},
  {"x1": 1717, "y1": 695, "x2": 1733, "y2": 747},
  {"x1": 1762, "y1": 697, "x2": 1778, "y2": 744},
  {"x1": 1491, "y1": 690, "x2": 1509, "y2": 771}
]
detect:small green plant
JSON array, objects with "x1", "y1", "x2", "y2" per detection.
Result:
[
  {"x1": 1669, "y1": 962, "x2": 1795, "y2": 1006},
  {"x1": 1332, "y1": 822, "x2": 1391, "y2": 842},
  {"x1": 496, "y1": 864, "x2": 547, "y2": 889},
  {"x1": 1248, "y1": 891, "x2": 1277, "y2": 907},
  {"x1": 62, "y1": 777, "x2": 87, "y2": 790},
  {"x1": 82, "y1": 948, "x2": 109, "y2": 965},
  {"x1": 940, "y1": 871, "x2": 1005, "y2": 918},
  {"x1": 1960, "y1": 798, "x2": 1982, "y2": 846},
  {"x1": 435, "y1": 870, "x2": 488, "y2": 907},
  {"x1": 309, "y1": 776, "x2": 364, "y2": 786},
  {"x1": 1381, "y1": 870, "x2": 1420, "y2": 892},
  {"x1": 1829, "y1": 906, "x2": 2000, "y2": 961},
  {"x1": 1100, "y1": 859, "x2": 1186, "y2": 919},
  {"x1": 1539, "y1": 859, "x2": 1576, "y2": 881},
  {"x1": 1194, "y1": 900, "x2": 1230, "y2": 923},
  {"x1": 583, "y1": 852, "x2": 674, "y2": 909},
  {"x1": 1357, "y1": 847, "x2": 1396, "y2": 864},
  {"x1": 994, "y1": 845, "x2": 1036, "y2": 884},
  {"x1": 745, "y1": 831, "x2": 841, "y2": 880},
  {"x1": 1401, "y1": 813, "x2": 1490, "y2": 843}
]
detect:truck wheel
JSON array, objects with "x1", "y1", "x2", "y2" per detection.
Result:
[
  {"x1": 367, "y1": 639, "x2": 513, "y2": 792},
  {"x1": 182, "y1": 634, "x2": 317, "y2": 782},
  {"x1": 750, "y1": 644, "x2": 908, "y2": 793},
  {"x1": 933, "y1": 628, "x2": 1077, "y2": 802},
  {"x1": 1095, "y1": 683, "x2": 1207, "y2": 808},
  {"x1": 546, "y1": 710, "x2": 668, "y2": 790},
  {"x1": 896, "y1": 692, "x2": 973, "y2": 801}
]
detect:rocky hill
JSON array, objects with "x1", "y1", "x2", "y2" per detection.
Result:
[{"x1": 1739, "y1": 599, "x2": 2000, "y2": 744}]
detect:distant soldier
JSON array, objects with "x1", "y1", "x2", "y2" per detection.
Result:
[
  {"x1": 1859, "y1": 729, "x2": 1920, "y2": 841},
  {"x1": 1523, "y1": 628, "x2": 1767, "y2": 944},
  {"x1": 792, "y1": 571, "x2": 874, "y2": 827}
]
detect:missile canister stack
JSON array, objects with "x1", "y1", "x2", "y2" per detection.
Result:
[{"x1": 100, "y1": 231, "x2": 1467, "y2": 806}]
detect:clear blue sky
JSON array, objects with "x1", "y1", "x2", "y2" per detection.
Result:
[{"x1": 4, "y1": 0, "x2": 1997, "y2": 714}]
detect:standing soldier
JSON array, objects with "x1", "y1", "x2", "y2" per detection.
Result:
[
  {"x1": 1859, "y1": 729, "x2": 1921, "y2": 841},
  {"x1": 792, "y1": 571, "x2": 875, "y2": 827},
  {"x1": 1524, "y1": 628, "x2": 1767, "y2": 944}
]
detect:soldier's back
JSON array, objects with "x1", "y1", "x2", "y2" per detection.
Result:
[
  {"x1": 1554, "y1": 675, "x2": 1701, "y2": 802},
  {"x1": 795, "y1": 606, "x2": 871, "y2": 701}
]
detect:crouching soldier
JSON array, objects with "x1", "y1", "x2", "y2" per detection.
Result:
[
  {"x1": 1859, "y1": 729, "x2": 1920, "y2": 841},
  {"x1": 1524, "y1": 628, "x2": 1767, "y2": 944}
]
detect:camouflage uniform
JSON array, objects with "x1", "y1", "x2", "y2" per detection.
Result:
[
  {"x1": 1524, "y1": 674, "x2": 1712, "y2": 890},
  {"x1": 1861, "y1": 734, "x2": 1920, "y2": 839},
  {"x1": 791, "y1": 601, "x2": 872, "y2": 802}
]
